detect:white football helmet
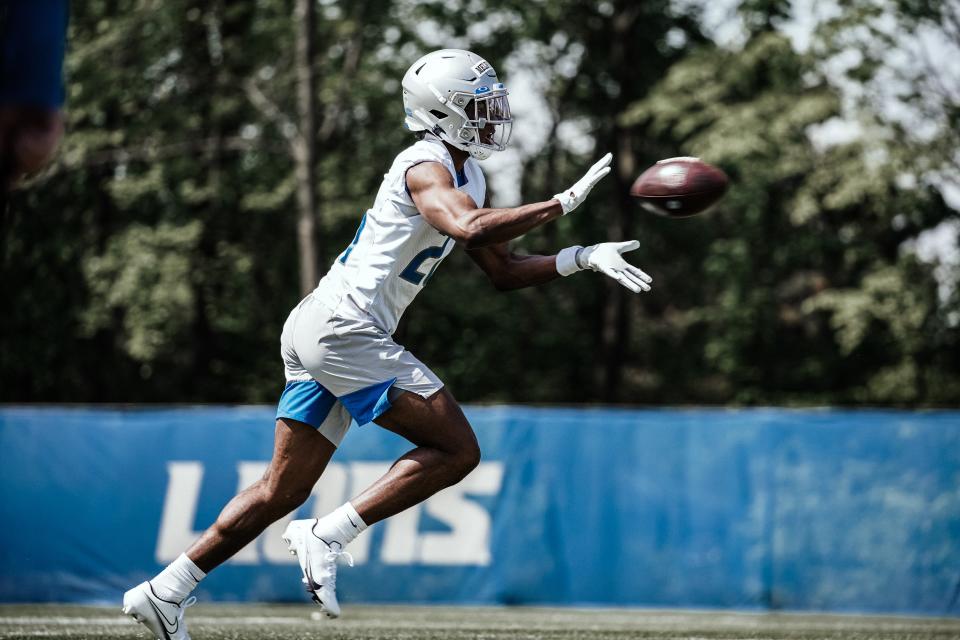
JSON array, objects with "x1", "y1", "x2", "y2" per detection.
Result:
[{"x1": 402, "y1": 49, "x2": 512, "y2": 160}]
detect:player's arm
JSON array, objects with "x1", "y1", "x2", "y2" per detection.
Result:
[
  {"x1": 469, "y1": 240, "x2": 653, "y2": 293},
  {"x1": 468, "y1": 192, "x2": 653, "y2": 293},
  {"x1": 406, "y1": 153, "x2": 612, "y2": 249},
  {"x1": 466, "y1": 242, "x2": 561, "y2": 291}
]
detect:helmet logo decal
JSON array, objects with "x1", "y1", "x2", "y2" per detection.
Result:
[{"x1": 472, "y1": 60, "x2": 491, "y2": 76}]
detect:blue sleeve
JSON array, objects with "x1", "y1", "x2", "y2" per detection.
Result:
[{"x1": 0, "y1": 0, "x2": 70, "y2": 109}]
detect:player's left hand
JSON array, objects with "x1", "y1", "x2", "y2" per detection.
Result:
[{"x1": 579, "y1": 240, "x2": 652, "y2": 293}]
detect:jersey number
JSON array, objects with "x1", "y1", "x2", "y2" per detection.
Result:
[
  {"x1": 339, "y1": 215, "x2": 449, "y2": 287},
  {"x1": 399, "y1": 237, "x2": 452, "y2": 285}
]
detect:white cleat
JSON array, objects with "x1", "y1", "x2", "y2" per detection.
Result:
[
  {"x1": 281, "y1": 518, "x2": 354, "y2": 619},
  {"x1": 122, "y1": 581, "x2": 196, "y2": 640}
]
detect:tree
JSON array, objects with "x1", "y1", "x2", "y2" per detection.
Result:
[
  {"x1": 3, "y1": 0, "x2": 955, "y2": 405},
  {"x1": 817, "y1": 0, "x2": 960, "y2": 182},
  {"x1": 616, "y1": 2, "x2": 959, "y2": 404},
  {"x1": 293, "y1": 0, "x2": 319, "y2": 295},
  {"x1": 2, "y1": 0, "x2": 418, "y2": 401}
]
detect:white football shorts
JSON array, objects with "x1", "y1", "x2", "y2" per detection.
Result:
[{"x1": 275, "y1": 293, "x2": 444, "y2": 446}]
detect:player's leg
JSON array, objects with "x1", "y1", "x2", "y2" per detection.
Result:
[
  {"x1": 186, "y1": 417, "x2": 336, "y2": 572},
  {"x1": 292, "y1": 314, "x2": 480, "y2": 527},
  {"x1": 123, "y1": 416, "x2": 337, "y2": 640},
  {"x1": 351, "y1": 387, "x2": 480, "y2": 524},
  {"x1": 280, "y1": 297, "x2": 482, "y2": 617},
  {"x1": 146, "y1": 314, "x2": 349, "y2": 590},
  {"x1": 283, "y1": 388, "x2": 478, "y2": 619},
  {"x1": 124, "y1": 301, "x2": 347, "y2": 637}
]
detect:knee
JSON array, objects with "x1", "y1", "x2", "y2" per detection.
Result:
[{"x1": 446, "y1": 442, "x2": 481, "y2": 484}]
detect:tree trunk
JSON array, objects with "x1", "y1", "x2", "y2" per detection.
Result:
[
  {"x1": 293, "y1": 0, "x2": 318, "y2": 296},
  {"x1": 598, "y1": 3, "x2": 642, "y2": 402}
]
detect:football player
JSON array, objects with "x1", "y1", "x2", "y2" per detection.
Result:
[
  {"x1": 123, "y1": 49, "x2": 651, "y2": 638},
  {"x1": 0, "y1": 1, "x2": 69, "y2": 195}
]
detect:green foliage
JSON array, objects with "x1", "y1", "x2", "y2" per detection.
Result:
[
  {"x1": 738, "y1": 0, "x2": 792, "y2": 33},
  {"x1": 816, "y1": 0, "x2": 960, "y2": 181},
  {"x1": 83, "y1": 221, "x2": 201, "y2": 362},
  {"x1": 617, "y1": 22, "x2": 957, "y2": 405},
  {"x1": 1, "y1": 0, "x2": 956, "y2": 406}
]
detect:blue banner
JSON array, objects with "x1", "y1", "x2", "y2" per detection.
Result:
[{"x1": 1, "y1": 406, "x2": 958, "y2": 614}]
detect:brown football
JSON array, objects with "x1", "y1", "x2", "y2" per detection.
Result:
[{"x1": 630, "y1": 157, "x2": 729, "y2": 218}]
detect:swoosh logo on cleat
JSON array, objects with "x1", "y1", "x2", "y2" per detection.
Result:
[
  {"x1": 294, "y1": 526, "x2": 332, "y2": 613},
  {"x1": 146, "y1": 597, "x2": 177, "y2": 638},
  {"x1": 145, "y1": 584, "x2": 181, "y2": 638},
  {"x1": 303, "y1": 556, "x2": 321, "y2": 592}
]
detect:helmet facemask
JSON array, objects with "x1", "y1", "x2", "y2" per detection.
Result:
[{"x1": 449, "y1": 85, "x2": 512, "y2": 160}]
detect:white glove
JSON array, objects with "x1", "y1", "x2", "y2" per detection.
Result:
[
  {"x1": 552, "y1": 153, "x2": 613, "y2": 215},
  {"x1": 556, "y1": 240, "x2": 652, "y2": 293}
]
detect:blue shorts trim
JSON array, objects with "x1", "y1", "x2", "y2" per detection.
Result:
[
  {"x1": 0, "y1": 1, "x2": 70, "y2": 109},
  {"x1": 276, "y1": 380, "x2": 336, "y2": 429},
  {"x1": 339, "y1": 378, "x2": 396, "y2": 426}
]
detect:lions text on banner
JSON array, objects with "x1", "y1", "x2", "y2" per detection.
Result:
[{"x1": 0, "y1": 406, "x2": 958, "y2": 613}]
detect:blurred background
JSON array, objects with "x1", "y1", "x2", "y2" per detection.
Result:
[
  {"x1": 3, "y1": 0, "x2": 958, "y2": 406},
  {"x1": 2, "y1": 0, "x2": 960, "y2": 622}
]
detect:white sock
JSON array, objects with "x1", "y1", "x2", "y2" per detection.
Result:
[
  {"x1": 149, "y1": 553, "x2": 206, "y2": 603},
  {"x1": 312, "y1": 502, "x2": 368, "y2": 549}
]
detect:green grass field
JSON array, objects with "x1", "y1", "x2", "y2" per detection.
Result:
[{"x1": 1, "y1": 604, "x2": 958, "y2": 640}]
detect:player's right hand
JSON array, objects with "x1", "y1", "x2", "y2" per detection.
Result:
[{"x1": 552, "y1": 153, "x2": 612, "y2": 215}]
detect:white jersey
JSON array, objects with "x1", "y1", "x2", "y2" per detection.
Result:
[{"x1": 313, "y1": 137, "x2": 486, "y2": 335}]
